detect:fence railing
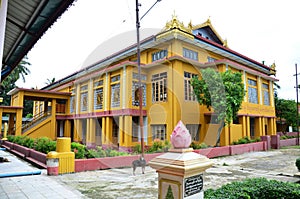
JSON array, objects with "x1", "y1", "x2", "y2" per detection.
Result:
[{"x1": 21, "y1": 110, "x2": 52, "y2": 133}]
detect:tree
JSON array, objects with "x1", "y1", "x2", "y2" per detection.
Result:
[
  {"x1": 45, "y1": 77, "x2": 56, "y2": 85},
  {"x1": 1, "y1": 56, "x2": 32, "y2": 116},
  {"x1": 191, "y1": 68, "x2": 245, "y2": 146},
  {"x1": 275, "y1": 98, "x2": 297, "y2": 132}
]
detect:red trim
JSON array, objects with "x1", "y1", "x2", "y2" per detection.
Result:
[
  {"x1": 203, "y1": 112, "x2": 276, "y2": 118},
  {"x1": 0, "y1": 106, "x2": 23, "y2": 109},
  {"x1": 56, "y1": 108, "x2": 147, "y2": 120},
  {"x1": 73, "y1": 61, "x2": 138, "y2": 83},
  {"x1": 238, "y1": 114, "x2": 276, "y2": 118},
  {"x1": 9, "y1": 87, "x2": 70, "y2": 96},
  {"x1": 195, "y1": 35, "x2": 271, "y2": 71},
  {"x1": 203, "y1": 59, "x2": 278, "y2": 81}
]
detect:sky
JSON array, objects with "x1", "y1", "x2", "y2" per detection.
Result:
[{"x1": 16, "y1": 0, "x2": 300, "y2": 100}]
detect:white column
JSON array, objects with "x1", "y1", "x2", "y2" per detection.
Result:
[{"x1": 0, "y1": 0, "x2": 8, "y2": 82}]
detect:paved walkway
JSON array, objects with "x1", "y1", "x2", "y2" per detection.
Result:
[
  {"x1": 0, "y1": 147, "x2": 299, "y2": 199},
  {"x1": 0, "y1": 149, "x2": 86, "y2": 199}
]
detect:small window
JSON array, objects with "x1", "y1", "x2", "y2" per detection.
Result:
[
  {"x1": 133, "y1": 72, "x2": 147, "y2": 81},
  {"x1": 152, "y1": 72, "x2": 168, "y2": 102},
  {"x1": 262, "y1": 83, "x2": 270, "y2": 105},
  {"x1": 152, "y1": 49, "x2": 167, "y2": 62},
  {"x1": 132, "y1": 81, "x2": 146, "y2": 106},
  {"x1": 94, "y1": 80, "x2": 103, "y2": 87},
  {"x1": 111, "y1": 75, "x2": 120, "y2": 82},
  {"x1": 111, "y1": 84, "x2": 120, "y2": 108},
  {"x1": 80, "y1": 84, "x2": 88, "y2": 112},
  {"x1": 94, "y1": 88, "x2": 103, "y2": 110},
  {"x1": 207, "y1": 56, "x2": 217, "y2": 63},
  {"x1": 184, "y1": 71, "x2": 197, "y2": 101},
  {"x1": 132, "y1": 117, "x2": 139, "y2": 142},
  {"x1": 152, "y1": 125, "x2": 166, "y2": 141},
  {"x1": 70, "y1": 96, "x2": 75, "y2": 113},
  {"x1": 183, "y1": 48, "x2": 198, "y2": 61},
  {"x1": 248, "y1": 79, "x2": 258, "y2": 104}
]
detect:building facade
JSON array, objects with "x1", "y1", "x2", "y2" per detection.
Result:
[{"x1": 14, "y1": 16, "x2": 277, "y2": 148}]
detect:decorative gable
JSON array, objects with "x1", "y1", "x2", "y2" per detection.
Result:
[{"x1": 192, "y1": 18, "x2": 228, "y2": 47}]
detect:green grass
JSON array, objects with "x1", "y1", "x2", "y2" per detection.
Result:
[{"x1": 281, "y1": 145, "x2": 300, "y2": 149}]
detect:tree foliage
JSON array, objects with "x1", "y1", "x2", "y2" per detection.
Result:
[
  {"x1": 275, "y1": 97, "x2": 297, "y2": 131},
  {"x1": 191, "y1": 68, "x2": 245, "y2": 145},
  {"x1": 45, "y1": 77, "x2": 56, "y2": 85},
  {"x1": 1, "y1": 56, "x2": 32, "y2": 116}
]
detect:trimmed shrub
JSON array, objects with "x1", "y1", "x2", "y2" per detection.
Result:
[
  {"x1": 147, "y1": 139, "x2": 171, "y2": 153},
  {"x1": 22, "y1": 137, "x2": 35, "y2": 148},
  {"x1": 86, "y1": 147, "x2": 106, "y2": 158},
  {"x1": 204, "y1": 177, "x2": 300, "y2": 199},
  {"x1": 132, "y1": 144, "x2": 141, "y2": 154},
  {"x1": 71, "y1": 142, "x2": 86, "y2": 159},
  {"x1": 33, "y1": 137, "x2": 56, "y2": 154},
  {"x1": 7, "y1": 135, "x2": 14, "y2": 142},
  {"x1": 190, "y1": 142, "x2": 208, "y2": 149},
  {"x1": 232, "y1": 136, "x2": 260, "y2": 145}
]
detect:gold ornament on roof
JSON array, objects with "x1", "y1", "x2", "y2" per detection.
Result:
[
  {"x1": 270, "y1": 62, "x2": 276, "y2": 75},
  {"x1": 206, "y1": 17, "x2": 211, "y2": 25},
  {"x1": 163, "y1": 12, "x2": 192, "y2": 33},
  {"x1": 188, "y1": 20, "x2": 193, "y2": 30},
  {"x1": 223, "y1": 39, "x2": 228, "y2": 47}
]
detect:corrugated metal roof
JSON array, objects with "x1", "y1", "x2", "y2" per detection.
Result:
[{"x1": 1, "y1": 0, "x2": 77, "y2": 81}]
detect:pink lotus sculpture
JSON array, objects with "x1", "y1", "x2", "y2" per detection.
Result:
[{"x1": 170, "y1": 120, "x2": 191, "y2": 149}]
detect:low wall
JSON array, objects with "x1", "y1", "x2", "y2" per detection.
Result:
[
  {"x1": 1, "y1": 138, "x2": 298, "y2": 173},
  {"x1": 270, "y1": 135, "x2": 299, "y2": 149},
  {"x1": 229, "y1": 142, "x2": 266, "y2": 155},
  {"x1": 194, "y1": 146, "x2": 230, "y2": 158},
  {"x1": 193, "y1": 142, "x2": 266, "y2": 158},
  {"x1": 1, "y1": 141, "x2": 47, "y2": 169},
  {"x1": 27, "y1": 149, "x2": 47, "y2": 168},
  {"x1": 277, "y1": 132, "x2": 300, "y2": 137},
  {"x1": 12, "y1": 144, "x2": 31, "y2": 157},
  {"x1": 280, "y1": 138, "x2": 298, "y2": 147},
  {"x1": 75, "y1": 153, "x2": 163, "y2": 172}
]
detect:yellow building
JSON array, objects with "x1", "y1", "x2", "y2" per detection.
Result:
[{"x1": 4, "y1": 16, "x2": 277, "y2": 148}]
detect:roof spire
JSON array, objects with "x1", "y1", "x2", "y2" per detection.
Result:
[
  {"x1": 188, "y1": 20, "x2": 193, "y2": 30},
  {"x1": 206, "y1": 16, "x2": 211, "y2": 25},
  {"x1": 163, "y1": 12, "x2": 192, "y2": 33}
]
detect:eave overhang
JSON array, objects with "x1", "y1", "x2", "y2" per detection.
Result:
[{"x1": 2, "y1": 0, "x2": 77, "y2": 81}]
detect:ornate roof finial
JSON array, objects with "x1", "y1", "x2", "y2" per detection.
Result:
[
  {"x1": 163, "y1": 12, "x2": 192, "y2": 33},
  {"x1": 206, "y1": 16, "x2": 211, "y2": 24},
  {"x1": 270, "y1": 62, "x2": 276, "y2": 76},
  {"x1": 188, "y1": 20, "x2": 193, "y2": 30},
  {"x1": 172, "y1": 10, "x2": 177, "y2": 19},
  {"x1": 223, "y1": 39, "x2": 228, "y2": 47}
]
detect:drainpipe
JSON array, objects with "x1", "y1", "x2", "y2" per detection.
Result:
[{"x1": 0, "y1": 170, "x2": 41, "y2": 178}]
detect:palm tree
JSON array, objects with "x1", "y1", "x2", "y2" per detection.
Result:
[
  {"x1": 10, "y1": 56, "x2": 31, "y2": 83},
  {"x1": 1, "y1": 56, "x2": 31, "y2": 106},
  {"x1": 45, "y1": 77, "x2": 56, "y2": 85}
]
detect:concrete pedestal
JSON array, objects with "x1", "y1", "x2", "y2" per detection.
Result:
[{"x1": 149, "y1": 148, "x2": 213, "y2": 199}]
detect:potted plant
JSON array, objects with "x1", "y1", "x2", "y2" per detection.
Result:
[{"x1": 296, "y1": 158, "x2": 300, "y2": 171}]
